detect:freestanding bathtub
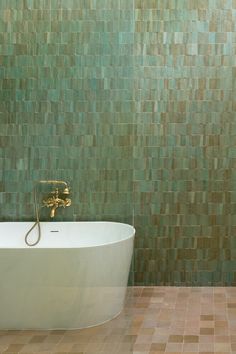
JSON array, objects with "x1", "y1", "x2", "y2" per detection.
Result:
[{"x1": 0, "y1": 221, "x2": 135, "y2": 329}]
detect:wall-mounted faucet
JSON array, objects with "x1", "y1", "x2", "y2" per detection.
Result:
[
  {"x1": 39, "y1": 180, "x2": 72, "y2": 218},
  {"x1": 25, "y1": 180, "x2": 72, "y2": 247}
]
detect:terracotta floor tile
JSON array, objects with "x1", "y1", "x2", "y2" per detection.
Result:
[
  {"x1": 150, "y1": 342, "x2": 166, "y2": 351},
  {"x1": 183, "y1": 335, "x2": 199, "y2": 343},
  {"x1": 200, "y1": 327, "x2": 214, "y2": 335},
  {"x1": 133, "y1": 342, "x2": 151, "y2": 351},
  {"x1": 1, "y1": 287, "x2": 236, "y2": 353},
  {"x1": 214, "y1": 342, "x2": 231, "y2": 352},
  {"x1": 168, "y1": 335, "x2": 184, "y2": 343},
  {"x1": 165, "y1": 342, "x2": 183, "y2": 352},
  {"x1": 201, "y1": 315, "x2": 214, "y2": 321},
  {"x1": 199, "y1": 334, "x2": 215, "y2": 343},
  {"x1": 3, "y1": 344, "x2": 25, "y2": 352},
  {"x1": 182, "y1": 342, "x2": 199, "y2": 352},
  {"x1": 199, "y1": 342, "x2": 214, "y2": 352}
]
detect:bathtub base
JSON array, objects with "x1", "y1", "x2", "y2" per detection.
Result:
[{"x1": 0, "y1": 286, "x2": 126, "y2": 330}]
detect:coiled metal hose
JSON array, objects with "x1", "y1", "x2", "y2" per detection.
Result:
[{"x1": 25, "y1": 187, "x2": 41, "y2": 247}]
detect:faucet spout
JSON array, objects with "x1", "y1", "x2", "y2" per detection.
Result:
[{"x1": 50, "y1": 205, "x2": 58, "y2": 218}]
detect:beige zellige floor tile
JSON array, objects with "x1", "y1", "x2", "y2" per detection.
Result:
[{"x1": 1, "y1": 287, "x2": 236, "y2": 353}]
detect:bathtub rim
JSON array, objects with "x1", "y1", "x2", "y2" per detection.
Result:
[{"x1": 0, "y1": 221, "x2": 135, "y2": 249}]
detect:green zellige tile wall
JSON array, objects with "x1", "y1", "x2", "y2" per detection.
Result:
[
  {"x1": 0, "y1": 0, "x2": 134, "y2": 224},
  {"x1": 134, "y1": 0, "x2": 236, "y2": 285},
  {"x1": 1, "y1": 0, "x2": 236, "y2": 285}
]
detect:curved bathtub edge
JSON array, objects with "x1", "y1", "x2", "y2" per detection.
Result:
[{"x1": 4, "y1": 308, "x2": 124, "y2": 331}]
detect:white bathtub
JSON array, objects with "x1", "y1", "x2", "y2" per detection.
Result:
[{"x1": 0, "y1": 221, "x2": 135, "y2": 329}]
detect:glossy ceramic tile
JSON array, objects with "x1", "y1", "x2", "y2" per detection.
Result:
[
  {"x1": 0, "y1": 0, "x2": 134, "y2": 224},
  {"x1": 1, "y1": 0, "x2": 236, "y2": 285},
  {"x1": 133, "y1": 0, "x2": 236, "y2": 285}
]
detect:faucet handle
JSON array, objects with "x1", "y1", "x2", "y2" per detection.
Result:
[
  {"x1": 63, "y1": 187, "x2": 70, "y2": 195},
  {"x1": 64, "y1": 198, "x2": 72, "y2": 207},
  {"x1": 43, "y1": 197, "x2": 54, "y2": 207}
]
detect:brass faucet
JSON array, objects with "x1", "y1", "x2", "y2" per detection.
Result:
[{"x1": 42, "y1": 182, "x2": 71, "y2": 218}]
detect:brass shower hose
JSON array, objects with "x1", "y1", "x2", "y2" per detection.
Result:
[{"x1": 24, "y1": 187, "x2": 41, "y2": 246}]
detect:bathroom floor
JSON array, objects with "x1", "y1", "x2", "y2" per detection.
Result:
[{"x1": 0, "y1": 286, "x2": 236, "y2": 354}]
